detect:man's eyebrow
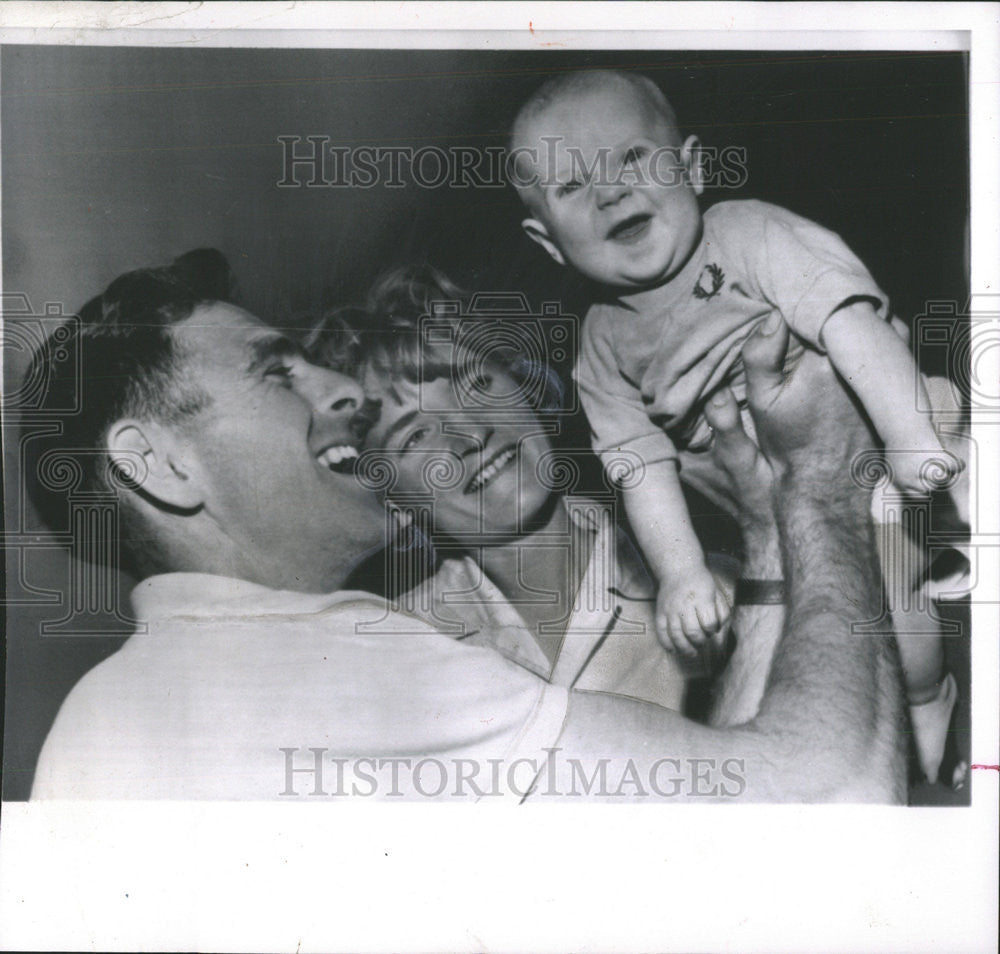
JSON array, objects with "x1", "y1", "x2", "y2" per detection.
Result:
[{"x1": 247, "y1": 334, "x2": 306, "y2": 374}]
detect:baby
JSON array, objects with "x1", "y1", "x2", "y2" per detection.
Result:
[{"x1": 509, "y1": 69, "x2": 966, "y2": 784}]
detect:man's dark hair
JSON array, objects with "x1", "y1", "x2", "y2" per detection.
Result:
[{"x1": 23, "y1": 248, "x2": 236, "y2": 574}]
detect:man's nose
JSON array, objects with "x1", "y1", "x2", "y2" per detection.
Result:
[{"x1": 301, "y1": 365, "x2": 365, "y2": 416}]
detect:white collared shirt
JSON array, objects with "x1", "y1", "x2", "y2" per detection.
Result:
[
  {"x1": 32, "y1": 574, "x2": 568, "y2": 800},
  {"x1": 398, "y1": 498, "x2": 689, "y2": 711}
]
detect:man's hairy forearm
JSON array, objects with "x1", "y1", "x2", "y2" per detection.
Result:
[
  {"x1": 709, "y1": 516, "x2": 783, "y2": 727},
  {"x1": 550, "y1": 464, "x2": 906, "y2": 803},
  {"x1": 749, "y1": 468, "x2": 906, "y2": 801}
]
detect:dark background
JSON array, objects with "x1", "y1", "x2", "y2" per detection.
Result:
[{"x1": 2, "y1": 46, "x2": 969, "y2": 800}]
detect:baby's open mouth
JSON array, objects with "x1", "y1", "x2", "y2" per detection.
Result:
[
  {"x1": 316, "y1": 444, "x2": 360, "y2": 475},
  {"x1": 464, "y1": 445, "x2": 518, "y2": 494},
  {"x1": 607, "y1": 213, "x2": 652, "y2": 242}
]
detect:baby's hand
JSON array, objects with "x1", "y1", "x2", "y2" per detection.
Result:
[{"x1": 655, "y1": 566, "x2": 732, "y2": 657}]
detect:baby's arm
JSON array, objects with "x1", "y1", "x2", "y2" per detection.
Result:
[
  {"x1": 576, "y1": 312, "x2": 730, "y2": 654},
  {"x1": 821, "y1": 301, "x2": 961, "y2": 494},
  {"x1": 624, "y1": 459, "x2": 732, "y2": 656}
]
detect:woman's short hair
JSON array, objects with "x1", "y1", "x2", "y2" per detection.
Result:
[{"x1": 305, "y1": 263, "x2": 565, "y2": 413}]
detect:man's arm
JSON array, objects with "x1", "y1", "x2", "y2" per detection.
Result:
[
  {"x1": 548, "y1": 316, "x2": 907, "y2": 803},
  {"x1": 698, "y1": 387, "x2": 785, "y2": 727}
]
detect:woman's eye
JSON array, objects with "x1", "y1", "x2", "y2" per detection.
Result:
[
  {"x1": 401, "y1": 427, "x2": 429, "y2": 452},
  {"x1": 557, "y1": 181, "x2": 582, "y2": 198}
]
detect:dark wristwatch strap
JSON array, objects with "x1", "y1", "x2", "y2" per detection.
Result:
[{"x1": 735, "y1": 578, "x2": 786, "y2": 605}]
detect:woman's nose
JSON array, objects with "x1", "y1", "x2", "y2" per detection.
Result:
[{"x1": 454, "y1": 424, "x2": 494, "y2": 457}]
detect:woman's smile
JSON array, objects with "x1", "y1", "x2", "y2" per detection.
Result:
[{"x1": 464, "y1": 444, "x2": 519, "y2": 494}]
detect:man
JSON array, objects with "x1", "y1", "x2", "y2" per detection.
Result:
[{"x1": 28, "y1": 253, "x2": 905, "y2": 801}]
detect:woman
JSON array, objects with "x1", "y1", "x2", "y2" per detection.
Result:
[{"x1": 309, "y1": 266, "x2": 761, "y2": 715}]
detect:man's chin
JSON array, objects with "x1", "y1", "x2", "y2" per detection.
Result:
[{"x1": 317, "y1": 475, "x2": 385, "y2": 523}]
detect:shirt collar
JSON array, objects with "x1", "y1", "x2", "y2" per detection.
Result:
[
  {"x1": 428, "y1": 497, "x2": 637, "y2": 679},
  {"x1": 130, "y1": 572, "x2": 377, "y2": 623}
]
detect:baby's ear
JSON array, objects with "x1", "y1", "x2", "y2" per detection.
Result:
[
  {"x1": 681, "y1": 135, "x2": 705, "y2": 196},
  {"x1": 521, "y1": 218, "x2": 566, "y2": 266}
]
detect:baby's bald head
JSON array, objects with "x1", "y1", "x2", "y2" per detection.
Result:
[
  {"x1": 512, "y1": 70, "x2": 680, "y2": 147},
  {"x1": 508, "y1": 69, "x2": 705, "y2": 290},
  {"x1": 509, "y1": 70, "x2": 683, "y2": 213}
]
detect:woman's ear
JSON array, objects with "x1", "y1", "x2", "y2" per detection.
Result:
[
  {"x1": 680, "y1": 135, "x2": 705, "y2": 196},
  {"x1": 521, "y1": 218, "x2": 566, "y2": 266},
  {"x1": 106, "y1": 419, "x2": 205, "y2": 511}
]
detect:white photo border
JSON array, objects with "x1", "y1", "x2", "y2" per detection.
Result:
[{"x1": 1, "y1": 4, "x2": 997, "y2": 953}]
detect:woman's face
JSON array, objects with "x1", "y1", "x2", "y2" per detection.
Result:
[{"x1": 360, "y1": 364, "x2": 555, "y2": 541}]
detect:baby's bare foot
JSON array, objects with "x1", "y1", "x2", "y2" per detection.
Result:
[{"x1": 888, "y1": 445, "x2": 964, "y2": 497}]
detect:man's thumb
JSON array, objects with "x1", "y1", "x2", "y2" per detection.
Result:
[
  {"x1": 743, "y1": 312, "x2": 789, "y2": 401},
  {"x1": 704, "y1": 387, "x2": 741, "y2": 432}
]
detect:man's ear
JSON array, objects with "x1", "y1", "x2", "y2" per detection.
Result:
[
  {"x1": 521, "y1": 218, "x2": 566, "y2": 266},
  {"x1": 106, "y1": 419, "x2": 205, "y2": 511},
  {"x1": 680, "y1": 134, "x2": 705, "y2": 196}
]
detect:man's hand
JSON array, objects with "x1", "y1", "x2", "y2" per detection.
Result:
[
  {"x1": 704, "y1": 386, "x2": 776, "y2": 535},
  {"x1": 555, "y1": 312, "x2": 905, "y2": 802},
  {"x1": 739, "y1": 311, "x2": 873, "y2": 483}
]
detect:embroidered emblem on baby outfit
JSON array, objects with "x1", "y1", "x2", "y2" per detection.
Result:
[{"x1": 692, "y1": 263, "x2": 725, "y2": 301}]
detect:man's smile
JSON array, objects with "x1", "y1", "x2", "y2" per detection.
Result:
[{"x1": 315, "y1": 443, "x2": 360, "y2": 474}]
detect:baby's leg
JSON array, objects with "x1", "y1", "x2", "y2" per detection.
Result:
[
  {"x1": 822, "y1": 303, "x2": 963, "y2": 496},
  {"x1": 894, "y1": 621, "x2": 946, "y2": 704},
  {"x1": 900, "y1": 628, "x2": 961, "y2": 784},
  {"x1": 876, "y1": 519, "x2": 957, "y2": 782},
  {"x1": 924, "y1": 375, "x2": 971, "y2": 528}
]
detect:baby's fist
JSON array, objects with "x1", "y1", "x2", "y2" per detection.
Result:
[{"x1": 655, "y1": 567, "x2": 732, "y2": 656}]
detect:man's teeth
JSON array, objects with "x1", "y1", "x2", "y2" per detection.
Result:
[
  {"x1": 468, "y1": 447, "x2": 517, "y2": 491},
  {"x1": 318, "y1": 445, "x2": 359, "y2": 470}
]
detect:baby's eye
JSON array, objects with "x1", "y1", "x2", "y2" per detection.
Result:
[
  {"x1": 401, "y1": 426, "x2": 430, "y2": 452},
  {"x1": 556, "y1": 180, "x2": 582, "y2": 198},
  {"x1": 622, "y1": 146, "x2": 648, "y2": 165}
]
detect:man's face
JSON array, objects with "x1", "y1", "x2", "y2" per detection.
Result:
[
  {"x1": 168, "y1": 302, "x2": 386, "y2": 591},
  {"x1": 516, "y1": 84, "x2": 704, "y2": 290}
]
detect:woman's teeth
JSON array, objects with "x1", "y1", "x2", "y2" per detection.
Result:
[
  {"x1": 318, "y1": 445, "x2": 359, "y2": 473},
  {"x1": 467, "y1": 447, "x2": 517, "y2": 493}
]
